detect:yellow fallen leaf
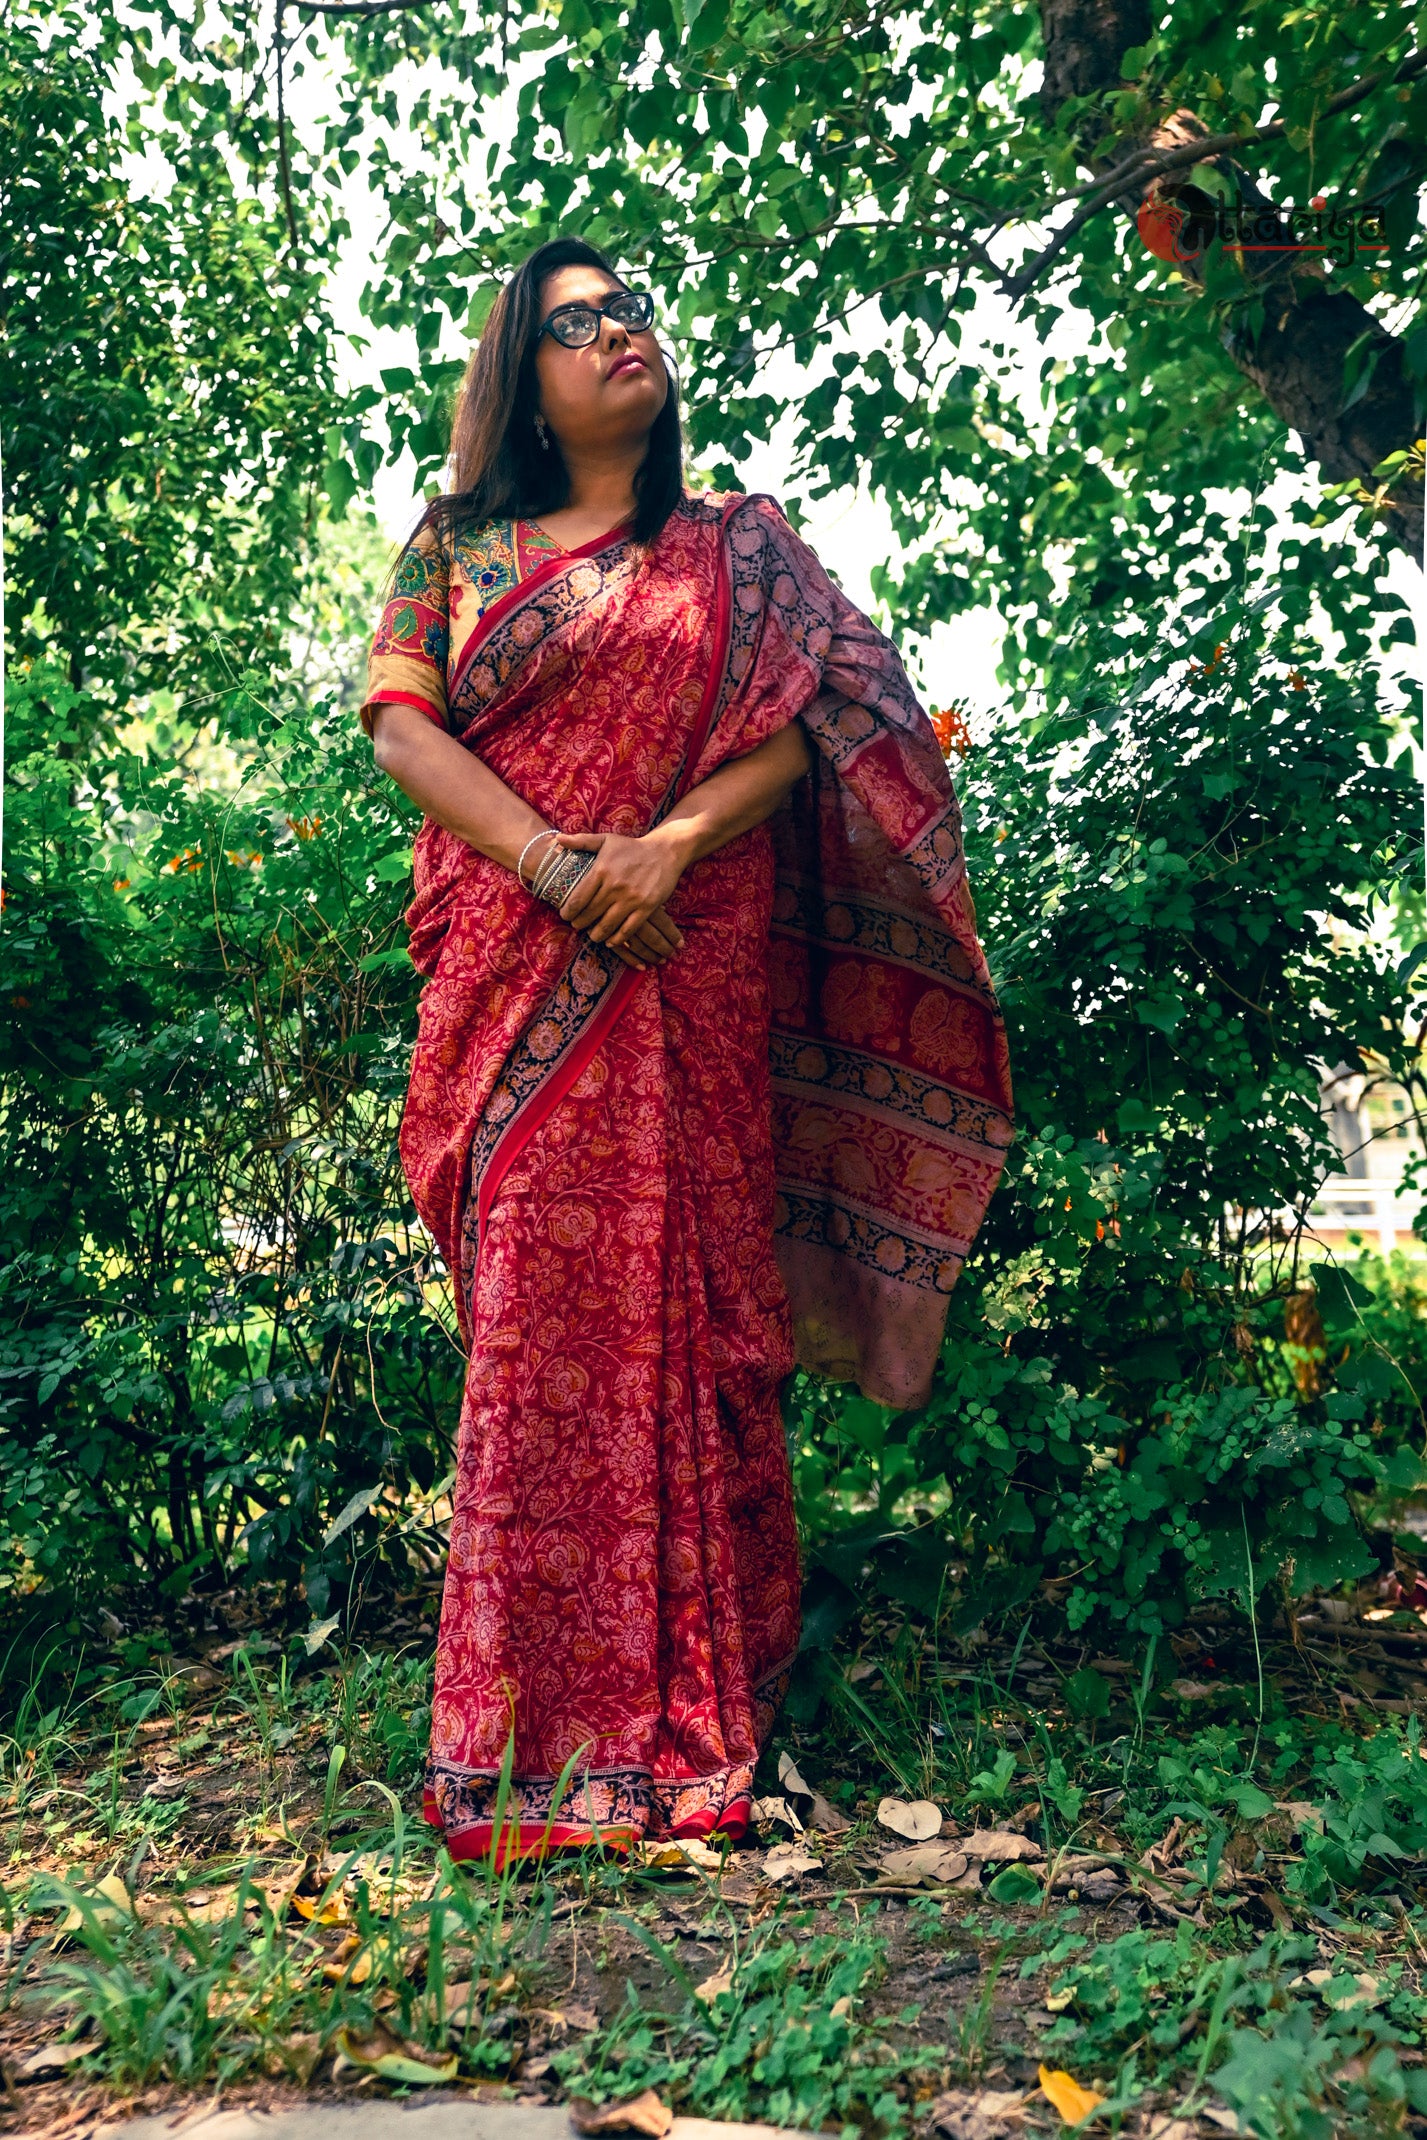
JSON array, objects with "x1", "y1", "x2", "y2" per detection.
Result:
[
  {"x1": 293, "y1": 1892, "x2": 350, "y2": 1926},
  {"x1": 1039, "y1": 2065, "x2": 1106, "y2": 2125},
  {"x1": 59, "y1": 1874, "x2": 133, "y2": 1934},
  {"x1": 336, "y1": 2021, "x2": 457, "y2": 2086},
  {"x1": 322, "y1": 1932, "x2": 373, "y2": 1985}
]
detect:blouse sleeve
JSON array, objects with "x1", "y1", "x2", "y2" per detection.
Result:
[{"x1": 360, "y1": 527, "x2": 451, "y2": 736}]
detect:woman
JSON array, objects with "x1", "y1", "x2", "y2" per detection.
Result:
[{"x1": 363, "y1": 237, "x2": 1013, "y2": 1864}]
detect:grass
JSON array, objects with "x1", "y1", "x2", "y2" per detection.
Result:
[{"x1": 6, "y1": 1583, "x2": 1427, "y2": 2136}]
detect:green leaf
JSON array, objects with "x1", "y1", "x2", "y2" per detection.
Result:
[
  {"x1": 987, "y1": 1862, "x2": 1041, "y2": 1904},
  {"x1": 1064, "y1": 1668, "x2": 1112, "y2": 1721}
]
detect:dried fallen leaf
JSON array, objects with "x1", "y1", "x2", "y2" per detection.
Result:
[
  {"x1": 1292, "y1": 1967, "x2": 1383, "y2": 2012},
  {"x1": 927, "y1": 2087, "x2": 1028, "y2": 2138},
  {"x1": 638, "y1": 1837, "x2": 724, "y2": 1872},
  {"x1": 17, "y1": 2042, "x2": 92, "y2": 2082},
  {"x1": 959, "y1": 1830, "x2": 1044, "y2": 1863},
  {"x1": 679, "y1": 1837, "x2": 726, "y2": 1871},
  {"x1": 439, "y1": 1978, "x2": 480, "y2": 2023},
  {"x1": 751, "y1": 1793, "x2": 803, "y2": 1833},
  {"x1": 336, "y1": 2021, "x2": 458, "y2": 2086},
  {"x1": 1170, "y1": 1679, "x2": 1214, "y2": 1700},
  {"x1": 58, "y1": 1874, "x2": 133, "y2": 1934},
  {"x1": 274, "y1": 2032, "x2": 324, "y2": 2085},
  {"x1": 876, "y1": 1796, "x2": 943, "y2": 1841},
  {"x1": 808, "y1": 1790, "x2": 854, "y2": 1835},
  {"x1": 569, "y1": 2090, "x2": 674, "y2": 2137},
  {"x1": 693, "y1": 1963, "x2": 735, "y2": 2004},
  {"x1": 878, "y1": 1843, "x2": 970, "y2": 1887},
  {"x1": 1038, "y1": 2065, "x2": 1106, "y2": 2125},
  {"x1": 778, "y1": 1751, "x2": 813, "y2": 1799},
  {"x1": 763, "y1": 1841, "x2": 823, "y2": 1882},
  {"x1": 1276, "y1": 1799, "x2": 1325, "y2": 1835},
  {"x1": 563, "y1": 2003, "x2": 600, "y2": 2032},
  {"x1": 257, "y1": 1860, "x2": 313, "y2": 1921}
]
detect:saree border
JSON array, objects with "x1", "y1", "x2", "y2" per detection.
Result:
[
  {"x1": 447, "y1": 515, "x2": 635, "y2": 705},
  {"x1": 423, "y1": 1652, "x2": 796, "y2": 1866}
]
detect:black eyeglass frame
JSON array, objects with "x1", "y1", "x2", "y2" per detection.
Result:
[{"x1": 537, "y1": 290, "x2": 656, "y2": 348}]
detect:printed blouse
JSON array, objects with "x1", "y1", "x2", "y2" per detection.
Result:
[{"x1": 362, "y1": 517, "x2": 564, "y2": 735}]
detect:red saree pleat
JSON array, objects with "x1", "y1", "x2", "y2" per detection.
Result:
[{"x1": 426, "y1": 830, "x2": 799, "y2": 1861}]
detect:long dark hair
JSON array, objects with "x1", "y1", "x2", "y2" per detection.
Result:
[{"x1": 417, "y1": 238, "x2": 684, "y2": 549}]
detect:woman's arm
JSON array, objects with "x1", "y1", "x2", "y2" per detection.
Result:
[
  {"x1": 367, "y1": 703, "x2": 684, "y2": 968},
  {"x1": 557, "y1": 718, "x2": 814, "y2": 950}
]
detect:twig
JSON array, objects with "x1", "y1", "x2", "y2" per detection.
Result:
[{"x1": 273, "y1": 0, "x2": 302, "y2": 262}]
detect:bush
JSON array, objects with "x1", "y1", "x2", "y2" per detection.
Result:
[
  {"x1": 790, "y1": 598, "x2": 1423, "y2": 1650},
  {"x1": 0, "y1": 654, "x2": 460, "y2": 1617},
  {"x1": 1, "y1": 591, "x2": 1420, "y2": 1656}
]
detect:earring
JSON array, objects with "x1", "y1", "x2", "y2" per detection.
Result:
[{"x1": 534, "y1": 413, "x2": 550, "y2": 450}]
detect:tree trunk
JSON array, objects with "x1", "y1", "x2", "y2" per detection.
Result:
[{"x1": 1038, "y1": 0, "x2": 1422, "y2": 560}]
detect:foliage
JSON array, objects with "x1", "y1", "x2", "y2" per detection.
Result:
[
  {"x1": 0, "y1": 4, "x2": 344, "y2": 705},
  {"x1": 13, "y1": 1624, "x2": 1427, "y2": 2135},
  {"x1": 549, "y1": 1914, "x2": 926, "y2": 2132},
  {"x1": 1040, "y1": 1923, "x2": 1427, "y2": 2136},
  {"x1": 29, "y1": 1829, "x2": 552, "y2": 2090},
  {"x1": 266, "y1": 0, "x2": 1423, "y2": 696},
  {"x1": 2, "y1": 0, "x2": 1424, "y2": 1664},
  {"x1": 3, "y1": 574, "x2": 1421, "y2": 1646},
  {"x1": 0, "y1": 652, "x2": 460, "y2": 1613}
]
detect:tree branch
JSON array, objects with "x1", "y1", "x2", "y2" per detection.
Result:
[
  {"x1": 295, "y1": 0, "x2": 437, "y2": 14},
  {"x1": 273, "y1": 0, "x2": 302, "y2": 262}
]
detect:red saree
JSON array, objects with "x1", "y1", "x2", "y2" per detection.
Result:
[{"x1": 364, "y1": 492, "x2": 1012, "y2": 1862}]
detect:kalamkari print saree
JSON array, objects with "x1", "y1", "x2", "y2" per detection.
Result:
[{"x1": 363, "y1": 492, "x2": 1014, "y2": 1863}]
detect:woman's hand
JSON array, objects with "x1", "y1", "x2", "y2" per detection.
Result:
[{"x1": 554, "y1": 827, "x2": 692, "y2": 961}]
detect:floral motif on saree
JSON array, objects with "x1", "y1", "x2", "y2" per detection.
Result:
[{"x1": 363, "y1": 493, "x2": 1012, "y2": 1863}]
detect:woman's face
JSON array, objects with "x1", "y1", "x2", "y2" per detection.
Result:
[{"x1": 533, "y1": 265, "x2": 668, "y2": 458}]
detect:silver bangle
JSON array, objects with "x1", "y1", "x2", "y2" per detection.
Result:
[{"x1": 516, "y1": 829, "x2": 558, "y2": 891}]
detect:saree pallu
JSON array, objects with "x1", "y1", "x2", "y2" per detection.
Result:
[{"x1": 365, "y1": 492, "x2": 1012, "y2": 1862}]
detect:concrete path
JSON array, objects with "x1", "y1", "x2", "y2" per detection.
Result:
[{"x1": 115, "y1": 2106, "x2": 798, "y2": 2140}]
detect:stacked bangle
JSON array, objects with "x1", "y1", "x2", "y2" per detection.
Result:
[
  {"x1": 516, "y1": 829, "x2": 597, "y2": 910},
  {"x1": 531, "y1": 840, "x2": 596, "y2": 910},
  {"x1": 515, "y1": 829, "x2": 558, "y2": 890}
]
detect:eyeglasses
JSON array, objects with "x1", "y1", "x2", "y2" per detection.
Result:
[{"x1": 538, "y1": 290, "x2": 655, "y2": 348}]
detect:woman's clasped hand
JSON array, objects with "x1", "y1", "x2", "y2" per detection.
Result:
[{"x1": 545, "y1": 825, "x2": 689, "y2": 971}]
